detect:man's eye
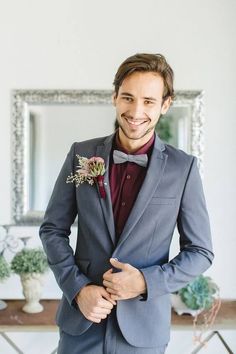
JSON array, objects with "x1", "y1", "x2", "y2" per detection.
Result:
[
  {"x1": 144, "y1": 100, "x2": 153, "y2": 105},
  {"x1": 122, "y1": 97, "x2": 132, "y2": 102}
]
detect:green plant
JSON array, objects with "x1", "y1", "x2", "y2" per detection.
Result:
[
  {"x1": 155, "y1": 115, "x2": 172, "y2": 142},
  {"x1": 178, "y1": 275, "x2": 219, "y2": 310},
  {"x1": 11, "y1": 248, "x2": 48, "y2": 275},
  {"x1": 0, "y1": 255, "x2": 11, "y2": 281}
]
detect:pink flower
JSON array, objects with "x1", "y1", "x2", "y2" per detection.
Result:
[
  {"x1": 66, "y1": 155, "x2": 106, "y2": 198},
  {"x1": 88, "y1": 157, "x2": 104, "y2": 163}
]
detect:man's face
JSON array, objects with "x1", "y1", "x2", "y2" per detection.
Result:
[{"x1": 113, "y1": 71, "x2": 171, "y2": 146}]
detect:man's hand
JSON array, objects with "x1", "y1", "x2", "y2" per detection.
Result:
[
  {"x1": 103, "y1": 258, "x2": 147, "y2": 300},
  {"x1": 75, "y1": 285, "x2": 116, "y2": 323}
]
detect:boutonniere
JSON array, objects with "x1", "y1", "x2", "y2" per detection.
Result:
[{"x1": 66, "y1": 155, "x2": 106, "y2": 198}]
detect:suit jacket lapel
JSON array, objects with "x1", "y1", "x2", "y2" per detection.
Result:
[
  {"x1": 117, "y1": 134, "x2": 168, "y2": 248},
  {"x1": 96, "y1": 134, "x2": 116, "y2": 245}
]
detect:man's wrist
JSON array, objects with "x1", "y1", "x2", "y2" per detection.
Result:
[
  {"x1": 74, "y1": 283, "x2": 94, "y2": 307},
  {"x1": 138, "y1": 270, "x2": 148, "y2": 301},
  {"x1": 137, "y1": 270, "x2": 147, "y2": 294}
]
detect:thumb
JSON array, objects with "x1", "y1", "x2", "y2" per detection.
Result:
[{"x1": 110, "y1": 258, "x2": 127, "y2": 270}]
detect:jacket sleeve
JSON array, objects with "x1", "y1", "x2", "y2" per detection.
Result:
[
  {"x1": 140, "y1": 157, "x2": 214, "y2": 301},
  {"x1": 39, "y1": 143, "x2": 92, "y2": 306}
]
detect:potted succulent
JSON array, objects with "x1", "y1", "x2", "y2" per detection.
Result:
[
  {"x1": 0, "y1": 254, "x2": 11, "y2": 310},
  {"x1": 172, "y1": 275, "x2": 220, "y2": 344},
  {"x1": 171, "y1": 275, "x2": 219, "y2": 316},
  {"x1": 11, "y1": 248, "x2": 49, "y2": 313}
]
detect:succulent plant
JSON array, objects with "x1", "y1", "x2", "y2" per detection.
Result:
[
  {"x1": 178, "y1": 275, "x2": 219, "y2": 310},
  {"x1": 11, "y1": 248, "x2": 48, "y2": 275}
]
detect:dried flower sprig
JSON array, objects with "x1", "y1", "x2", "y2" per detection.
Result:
[{"x1": 66, "y1": 155, "x2": 106, "y2": 198}]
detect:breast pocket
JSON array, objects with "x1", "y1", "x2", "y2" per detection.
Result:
[{"x1": 149, "y1": 197, "x2": 176, "y2": 205}]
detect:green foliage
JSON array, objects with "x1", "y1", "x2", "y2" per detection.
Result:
[
  {"x1": 0, "y1": 255, "x2": 11, "y2": 281},
  {"x1": 156, "y1": 116, "x2": 172, "y2": 142},
  {"x1": 11, "y1": 248, "x2": 48, "y2": 275},
  {"x1": 179, "y1": 275, "x2": 219, "y2": 310}
]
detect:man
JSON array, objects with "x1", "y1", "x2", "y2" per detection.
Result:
[{"x1": 39, "y1": 53, "x2": 213, "y2": 354}]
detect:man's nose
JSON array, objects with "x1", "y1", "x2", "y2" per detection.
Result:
[{"x1": 129, "y1": 102, "x2": 144, "y2": 119}]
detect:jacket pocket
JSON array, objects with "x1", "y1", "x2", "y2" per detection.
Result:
[{"x1": 149, "y1": 197, "x2": 176, "y2": 205}]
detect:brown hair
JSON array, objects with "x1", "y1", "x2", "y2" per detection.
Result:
[{"x1": 113, "y1": 53, "x2": 174, "y2": 101}]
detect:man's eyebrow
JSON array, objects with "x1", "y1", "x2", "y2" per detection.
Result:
[
  {"x1": 143, "y1": 96, "x2": 157, "y2": 101},
  {"x1": 120, "y1": 92, "x2": 134, "y2": 97}
]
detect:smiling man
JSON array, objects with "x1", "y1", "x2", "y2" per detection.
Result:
[
  {"x1": 113, "y1": 70, "x2": 171, "y2": 152},
  {"x1": 40, "y1": 53, "x2": 214, "y2": 354}
]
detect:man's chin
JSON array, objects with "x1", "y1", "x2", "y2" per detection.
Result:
[{"x1": 119, "y1": 127, "x2": 153, "y2": 141}]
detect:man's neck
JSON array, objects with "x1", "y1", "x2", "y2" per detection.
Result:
[{"x1": 118, "y1": 129, "x2": 154, "y2": 153}]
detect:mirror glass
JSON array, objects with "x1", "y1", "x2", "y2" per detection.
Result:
[
  {"x1": 28, "y1": 104, "x2": 114, "y2": 212},
  {"x1": 11, "y1": 90, "x2": 204, "y2": 225}
]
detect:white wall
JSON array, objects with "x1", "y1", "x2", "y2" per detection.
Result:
[{"x1": 0, "y1": 0, "x2": 235, "y2": 311}]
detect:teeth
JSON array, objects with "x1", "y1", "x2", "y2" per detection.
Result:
[{"x1": 127, "y1": 119, "x2": 146, "y2": 126}]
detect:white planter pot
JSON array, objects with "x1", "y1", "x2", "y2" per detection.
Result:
[
  {"x1": 0, "y1": 299, "x2": 7, "y2": 310},
  {"x1": 171, "y1": 293, "x2": 203, "y2": 316},
  {"x1": 20, "y1": 273, "x2": 45, "y2": 313}
]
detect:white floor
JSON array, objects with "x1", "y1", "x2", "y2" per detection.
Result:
[
  {"x1": 0, "y1": 331, "x2": 59, "y2": 354},
  {"x1": 166, "y1": 330, "x2": 236, "y2": 354},
  {"x1": 0, "y1": 330, "x2": 235, "y2": 354}
]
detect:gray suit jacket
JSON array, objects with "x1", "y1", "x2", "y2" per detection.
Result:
[{"x1": 39, "y1": 133, "x2": 213, "y2": 348}]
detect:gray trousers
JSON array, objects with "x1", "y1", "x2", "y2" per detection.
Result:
[{"x1": 57, "y1": 310, "x2": 167, "y2": 354}]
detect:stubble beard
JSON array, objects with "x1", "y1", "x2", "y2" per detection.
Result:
[{"x1": 117, "y1": 115, "x2": 156, "y2": 141}]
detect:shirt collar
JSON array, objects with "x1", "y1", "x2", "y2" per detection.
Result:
[{"x1": 114, "y1": 130, "x2": 155, "y2": 156}]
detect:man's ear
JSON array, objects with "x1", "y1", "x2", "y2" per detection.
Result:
[
  {"x1": 112, "y1": 92, "x2": 117, "y2": 106},
  {"x1": 161, "y1": 96, "x2": 172, "y2": 115}
]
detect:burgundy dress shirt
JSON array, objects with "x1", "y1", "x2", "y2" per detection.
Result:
[{"x1": 109, "y1": 133, "x2": 155, "y2": 239}]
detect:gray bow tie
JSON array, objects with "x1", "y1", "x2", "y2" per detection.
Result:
[{"x1": 113, "y1": 150, "x2": 148, "y2": 167}]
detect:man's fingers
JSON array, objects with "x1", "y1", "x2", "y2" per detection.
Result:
[
  {"x1": 87, "y1": 316, "x2": 102, "y2": 323},
  {"x1": 98, "y1": 298, "x2": 114, "y2": 309},
  {"x1": 100, "y1": 287, "x2": 116, "y2": 306},
  {"x1": 103, "y1": 295, "x2": 116, "y2": 306},
  {"x1": 103, "y1": 268, "x2": 114, "y2": 282},
  {"x1": 103, "y1": 268, "x2": 113, "y2": 277},
  {"x1": 105, "y1": 287, "x2": 117, "y2": 295},
  {"x1": 87, "y1": 305, "x2": 112, "y2": 316},
  {"x1": 103, "y1": 279, "x2": 114, "y2": 289},
  {"x1": 110, "y1": 258, "x2": 128, "y2": 270},
  {"x1": 84, "y1": 304, "x2": 112, "y2": 322},
  {"x1": 110, "y1": 294, "x2": 122, "y2": 301},
  {"x1": 76, "y1": 284, "x2": 117, "y2": 324}
]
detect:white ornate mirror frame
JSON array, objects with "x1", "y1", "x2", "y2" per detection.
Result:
[{"x1": 11, "y1": 89, "x2": 204, "y2": 225}]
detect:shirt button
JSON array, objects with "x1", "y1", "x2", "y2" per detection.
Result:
[
  {"x1": 121, "y1": 201, "x2": 126, "y2": 206},
  {"x1": 126, "y1": 174, "x2": 131, "y2": 179}
]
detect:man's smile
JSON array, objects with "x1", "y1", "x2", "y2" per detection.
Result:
[{"x1": 123, "y1": 116, "x2": 149, "y2": 127}]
